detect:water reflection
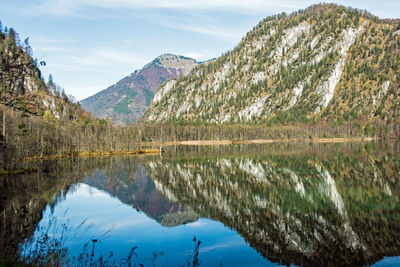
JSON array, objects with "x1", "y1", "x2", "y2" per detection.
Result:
[
  {"x1": 0, "y1": 142, "x2": 399, "y2": 266},
  {"x1": 83, "y1": 165, "x2": 198, "y2": 226},
  {"x1": 146, "y1": 143, "x2": 400, "y2": 266}
]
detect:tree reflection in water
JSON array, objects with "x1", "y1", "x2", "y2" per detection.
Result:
[{"x1": 0, "y1": 142, "x2": 399, "y2": 266}]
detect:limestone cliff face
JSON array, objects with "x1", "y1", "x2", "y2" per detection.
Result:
[
  {"x1": 80, "y1": 54, "x2": 198, "y2": 125},
  {"x1": 144, "y1": 4, "x2": 400, "y2": 125}
]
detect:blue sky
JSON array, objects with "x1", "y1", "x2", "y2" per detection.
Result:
[{"x1": 0, "y1": 0, "x2": 399, "y2": 100}]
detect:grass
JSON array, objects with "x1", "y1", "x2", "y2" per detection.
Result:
[
  {"x1": 19, "y1": 215, "x2": 202, "y2": 267},
  {"x1": 24, "y1": 149, "x2": 162, "y2": 161},
  {"x1": 0, "y1": 167, "x2": 38, "y2": 175}
]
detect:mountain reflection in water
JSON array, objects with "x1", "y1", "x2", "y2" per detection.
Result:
[{"x1": 0, "y1": 142, "x2": 399, "y2": 266}]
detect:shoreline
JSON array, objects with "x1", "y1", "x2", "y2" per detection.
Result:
[
  {"x1": 147, "y1": 137, "x2": 379, "y2": 147},
  {"x1": 24, "y1": 148, "x2": 162, "y2": 161},
  {"x1": 2, "y1": 149, "x2": 161, "y2": 175},
  {"x1": 16, "y1": 137, "x2": 379, "y2": 163}
]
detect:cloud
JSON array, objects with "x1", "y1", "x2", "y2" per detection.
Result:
[
  {"x1": 35, "y1": 46, "x2": 69, "y2": 53},
  {"x1": 163, "y1": 20, "x2": 237, "y2": 39},
  {"x1": 37, "y1": 0, "x2": 310, "y2": 16},
  {"x1": 85, "y1": 0, "x2": 302, "y2": 11},
  {"x1": 139, "y1": 11, "x2": 242, "y2": 42},
  {"x1": 38, "y1": 45, "x2": 151, "y2": 100},
  {"x1": 201, "y1": 240, "x2": 244, "y2": 253},
  {"x1": 183, "y1": 52, "x2": 206, "y2": 61},
  {"x1": 186, "y1": 220, "x2": 207, "y2": 227},
  {"x1": 92, "y1": 47, "x2": 149, "y2": 65},
  {"x1": 48, "y1": 46, "x2": 149, "y2": 71},
  {"x1": 65, "y1": 85, "x2": 107, "y2": 101},
  {"x1": 12, "y1": 0, "x2": 400, "y2": 20}
]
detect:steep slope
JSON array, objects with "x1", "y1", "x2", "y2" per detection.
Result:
[
  {"x1": 144, "y1": 4, "x2": 400, "y2": 127},
  {"x1": 0, "y1": 25, "x2": 112, "y2": 169},
  {"x1": 81, "y1": 54, "x2": 198, "y2": 124},
  {"x1": 1, "y1": 29, "x2": 50, "y2": 115},
  {"x1": 0, "y1": 27, "x2": 88, "y2": 121}
]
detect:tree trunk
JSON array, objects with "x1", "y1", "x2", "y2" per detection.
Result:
[
  {"x1": 2, "y1": 106, "x2": 5, "y2": 138},
  {"x1": 41, "y1": 135, "x2": 44, "y2": 157},
  {"x1": 108, "y1": 121, "x2": 112, "y2": 151}
]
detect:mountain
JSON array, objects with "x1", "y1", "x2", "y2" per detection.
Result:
[
  {"x1": 144, "y1": 4, "x2": 400, "y2": 127},
  {"x1": 80, "y1": 54, "x2": 199, "y2": 125}
]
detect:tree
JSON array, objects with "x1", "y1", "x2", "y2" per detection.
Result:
[
  {"x1": 48, "y1": 74, "x2": 54, "y2": 85},
  {"x1": 7, "y1": 28, "x2": 16, "y2": 46},
  {"x1": 24, "y1": 37, "x2": 32, "y2": 56}
]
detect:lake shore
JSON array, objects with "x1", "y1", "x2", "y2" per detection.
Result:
[
  {"x1": 15, "y1": 137, "x2": 378, "y2": 165},
  {"x1": 144, "y1": 137, "x2": 379, "y2": 147},
  {"x1": 24, "y1": 148, "x2": 161, "y2": 161}
]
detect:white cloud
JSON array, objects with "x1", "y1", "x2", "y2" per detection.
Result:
[
  {"x1": 38, "y1": 46, "x2": 151, "y2": 100},
  {"x1": 37, "y1": 0, "x2": 311, "y2": 16},
  {"x1": 35, "y1": 0, "x2": 400, "y2": 19},
  {"x1": 201, "y1": 240, "x2": 244, "y2": 253},
  {"x1": 184, "y1": 52, "x2": 206, "y2": 61},
  {"x1": 35, "y1": 46, "x2": 69, "y2": 53},
  {"x1": 89, "y1": 0, "x2": 301, "y2": 11},
  {"x1": 163, "y1": 20, "x2": 238, "y2": 39},
  {"x1": 186, "y1": 220, "x2": 207, "y2": 227},
  {"x1": 48, "y1": 46, "x2": 149, "y2": 70},
  {"x1": 65, "y1": 85, "x2": 106, "y2": 100}
]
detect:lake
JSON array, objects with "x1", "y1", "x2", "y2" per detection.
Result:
[{"x1": 1, "y1": 142, "x2": 400, "y2": 266}]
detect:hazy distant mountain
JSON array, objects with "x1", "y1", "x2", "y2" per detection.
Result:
[
  {"x1": 80, "y1": 54, "x2": 199, "y2": 124},
  {"x1": 144, "y1": 4, "x2": 400, "y2": 126}
]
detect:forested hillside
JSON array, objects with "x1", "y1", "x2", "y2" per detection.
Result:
[
  {"x1": 0, "y1": 25, "x2": 135, "y2": 170},
  {"x1": 144, "y1": 4, "x2": 400, "y2": 135}
]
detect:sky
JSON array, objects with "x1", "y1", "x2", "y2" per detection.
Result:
[{"x1": 0, "y1": 0, "x2": 399, "y2": 100}]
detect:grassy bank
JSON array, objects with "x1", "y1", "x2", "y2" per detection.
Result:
[
  {"x1": 0, "y1": 167, "x2": 39, "y2": 175},
  {"x1": 25, "y1": 148, "x2": 162, "y2": 161}
]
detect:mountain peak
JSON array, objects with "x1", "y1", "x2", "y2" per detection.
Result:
[
  {"x1": 151, "y1": 53, "x2": 197, "y2": 71},
  {"x1": 81, "y1": 53, "x2": 200, "y2": 125}
]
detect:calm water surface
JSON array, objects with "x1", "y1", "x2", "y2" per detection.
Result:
[{"x1": 1, "y1": 142, "x2": 399, "y2": 266}]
